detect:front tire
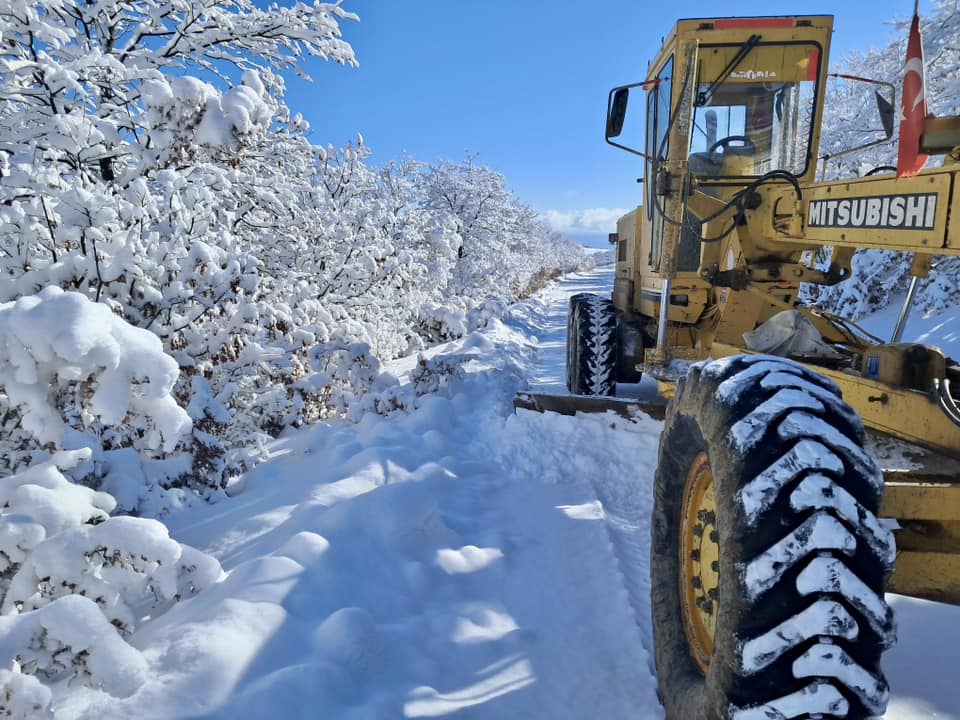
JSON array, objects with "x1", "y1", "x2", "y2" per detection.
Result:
[
  {"x1": 566, "y1": 293, "x2": 617, "y2": 396},
  {"x1": 652, "y1": 355, "x2": 896, "y2": 720}
]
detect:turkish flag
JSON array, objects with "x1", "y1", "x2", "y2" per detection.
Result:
[{"x1": 897, "y1": 7, "x2": 929, "y2": 178}]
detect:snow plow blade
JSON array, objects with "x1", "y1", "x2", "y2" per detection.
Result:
[{"x1": 513, "y1": 391, "x2": 667, "y2": 421}]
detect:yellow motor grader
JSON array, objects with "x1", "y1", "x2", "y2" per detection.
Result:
[{"x1": 517, "y1": 14, "x2": 960, "y2": 720}]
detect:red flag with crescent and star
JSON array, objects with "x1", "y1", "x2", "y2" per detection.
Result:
[{"x1": 897, "y1": 0, "x2": 929, "y2": 177}]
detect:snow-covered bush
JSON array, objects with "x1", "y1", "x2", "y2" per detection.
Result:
[
  {"x1": 0, "y1": 289, "x2": 196, "y2": 502},
  {"x1": 418, "y1": 304, "x2": 469, "y2": 343},
  {"x1": 0, "y1": 668, "x2": 52, "y2": 718},
  {"x1": 358, "y1": 353, "x2": 471, "y2": 419},
  {"x1": 0, "y1": 451, "x2": 222, "y2": 698},
  {"x1": 410, "y1": 354, "x2": 468, "y2": 397},
  {"x1": 307, "y1": 342, "x2": 385, "y2": 421},
  {"x1": 0, "y1": 595, "x2": 149, "y2": 697},
  {"x1": 0, "y1": 289, "x2": 190, "y2": 462},
  {"x1": 467, "y1": 298, "x2": 510, "y2": 332},
  {"x1": 0, "y1": 451, "x2": 114, "y2": 592},
  {"x1": 5, "y1": 515, "x2": 220, "y2": 636}
]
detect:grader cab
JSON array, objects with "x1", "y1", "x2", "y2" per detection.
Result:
[{"x1": 521, "y1": 14, "x2": 960, "y2": 720}]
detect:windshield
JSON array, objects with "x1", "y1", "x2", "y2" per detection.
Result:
[{"x1": 689, "y1": 43, "x2": 820, "y2": 178}]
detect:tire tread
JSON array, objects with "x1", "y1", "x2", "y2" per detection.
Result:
[{"x1": 652, "y1": 355, "x2": 894, "y2": 720}]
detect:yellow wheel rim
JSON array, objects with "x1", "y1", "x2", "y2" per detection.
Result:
[{"x1": 679, "y1": 451, "x2": 719, "y2": 675}]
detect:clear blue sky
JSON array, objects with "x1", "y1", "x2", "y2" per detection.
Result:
[{"x1": 285, "y1": 0, "x2": 931, "y2": 245}]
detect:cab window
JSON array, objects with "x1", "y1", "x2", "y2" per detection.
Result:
[{"x1": 689, "y1": 42, "x2": 820, "y2": 178}]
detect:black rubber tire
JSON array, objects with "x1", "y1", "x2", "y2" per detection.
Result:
[
  {"x1": 565, "y1": 295, "x2": 580, "y2": 393},
  {"x1": 566, "y1": 293, "x2": 617, "y2": 396},
  {"x1": 615, "y1": 314, "x2": 644, "y2": 384},
  {"x1": 652, "y1": 355, "x2": 896, "y2": 720}
]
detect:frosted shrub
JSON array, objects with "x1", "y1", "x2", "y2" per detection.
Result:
[
  {"x1": 308, "y1": 342, "x2": 383, "y2": 420},
  {"x1": 0, "y1": 451, "x2": 222, "y2": 630},
  {"x1": 359, "y1": 354, "x2": 470, "y2": 419},
  {"x1": 4, "y1": 516, "x2": 221, "y2": 636},
  {"x1": 467, "y1": 298, "x2": 509, "y2": 332},
  {"x1": 0, "y1": 595, "x2": 149, "y2": 697},
  {"x1": 181, "y1": 377, "x2": 231, "y2": 496},
  {"x1": 0, "y1": 288, "x2": 207, "y2": 505},
  {"x1": 0, "y1": 668, "x2": 52, "y2": 718},
  {"x1": 417, "y1": 303, "x2": 468, "y2": 342},
  {"x1": 0, "y1": 451, "x2": 114, "y2": 594},
  {"x1": 802, "y1": 250, "x2": 913, "y2": 319},
  {"x1": 410, "y1": 355, "x2": 467, "y2": 397},
  {"x1": 916, "y1": 257, "x2": 960, "y2": 316},
  {"x1": 0, "y1": 288, "x2": 190, "y2": 456},
  {"x1": 0, "y1": 454, "x2": 222, "y2": 697}
]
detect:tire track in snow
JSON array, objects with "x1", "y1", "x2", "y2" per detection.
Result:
[
  {"x1": 492, "y1": 404, "x2": 663, "y2": 718},
  {"x1": 587, "y1": 445, "x2": 660, "y2": 679},
  {"x1": 525, "y1": 266, "x2": 661, "y2": 668},
  {"x1": 509, "y1": 266, "x2": 665, "y2": 705}
]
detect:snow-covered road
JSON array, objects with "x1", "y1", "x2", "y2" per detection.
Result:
[{"x1": 62, "y1": 267, "x2": 960, "y2": 719}]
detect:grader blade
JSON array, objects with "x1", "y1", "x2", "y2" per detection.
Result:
[{"x1": 513, "y1": 391, "x2": 667, "y2": 421}]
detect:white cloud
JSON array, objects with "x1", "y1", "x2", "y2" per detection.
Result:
[{"x1": 541, "y1": 207, "x2": 629, "y2": 234}]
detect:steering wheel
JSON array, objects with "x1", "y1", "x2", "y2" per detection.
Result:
[{"x1": 707, "y1": 135, "x2": 757, "y2": 156}]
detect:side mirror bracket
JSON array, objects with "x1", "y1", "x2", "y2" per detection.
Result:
[
  {"x1": 604, "y1": 80, "x2": 661, "y2": 160},
  {"x1": 818, "y1": 74, "x2": 897, "y2": 175}
]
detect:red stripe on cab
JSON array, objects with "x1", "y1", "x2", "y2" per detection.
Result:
[{"x1": 714, "y1": 18, "x2": 795, "y2": 29}]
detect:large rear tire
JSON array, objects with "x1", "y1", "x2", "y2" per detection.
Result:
[
  {"x1": 652, "y1": 355, "x2": 896, "y2": 720},
  {"x1": 566, "y1": 293, "x2": 617, "y2": 396}
]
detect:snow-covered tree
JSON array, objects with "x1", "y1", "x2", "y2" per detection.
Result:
[
  {"x1": 0, "y1": 0, "x2": 358, "y2": 486},
  {"x1": 0, "y1": 0, "x2": 590, "y2": 503},
  {"x1": 417, "y1": 155, "x2": 588, "y2": 305}
]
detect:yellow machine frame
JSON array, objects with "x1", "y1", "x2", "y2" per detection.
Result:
[{"x1": 607, "y1": 15, "x2": 960, "y2": 604}]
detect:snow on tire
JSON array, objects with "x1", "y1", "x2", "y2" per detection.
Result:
[
  {"x1": 651, "y1": 354, "x2": 895, "y2": 720},
  {"x1": 566, "y1": 293, "x2": 617, "y2": 396}
]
